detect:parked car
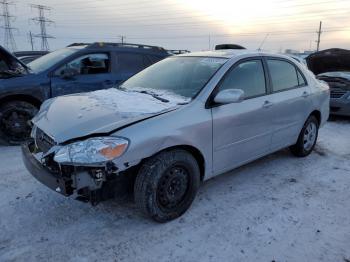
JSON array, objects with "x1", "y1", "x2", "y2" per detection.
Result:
[
  {"x1": 22, "y1": 50, "x2": 330, "y2": 222},
  {"x1": 307, "y1": 48, "x2": 350, "y2": 116},
  {"x1": 0, "y1": 42, "x2": 170, "y2": 144},
  {"x1": 14, "y1": 51, "x2": 49, "y2": 64}
]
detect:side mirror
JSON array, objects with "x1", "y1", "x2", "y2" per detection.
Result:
[
  {"x1": 61, "y1": 68, "x2": 79, "y2": 79},
  {"x1": 214, "y1": 89, "x2": 244, "y2": 105}
]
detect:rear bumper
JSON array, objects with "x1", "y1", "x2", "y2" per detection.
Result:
[
  {"x1": 21, "y1": 142, "x2": 74, "y2": 196},
  {"x1": 330, "y1": 93, "x2": 350, "y2": 116}
]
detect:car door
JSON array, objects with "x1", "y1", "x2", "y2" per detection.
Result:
[
  {"x1": 50, "y1": 53, "x2": 114, "y2": 97},
  {"x1": 211, "y1": 58, "x2": 275, "y2": 175},
  {"x1": 265, "y1": 58, "x2": 313, "y2": 150}
]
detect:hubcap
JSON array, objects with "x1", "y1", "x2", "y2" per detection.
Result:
[
  {"x1": 303, "y1": 122, "x2": 317, "y2": 151},
  {"x1": 157, "y1": 165, "x2": 190, "y2": 211},
  {"x1": 1, "y1": 108, "x2": 37, "y2": 142}
]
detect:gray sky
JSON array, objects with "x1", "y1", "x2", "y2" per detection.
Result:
[{"x1": 5, "y1": 0, "x2": 350, "y2": 52}]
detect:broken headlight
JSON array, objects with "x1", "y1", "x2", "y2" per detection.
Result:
[{"x1": 54, "y1": 137, "x2": 128, "y2": 165}]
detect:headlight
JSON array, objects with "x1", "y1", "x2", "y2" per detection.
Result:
[{"x1": 54, "y1": 137, "x2": 128, "y2": 165}]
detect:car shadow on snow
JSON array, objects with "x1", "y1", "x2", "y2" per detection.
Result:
[{"x1": 328, "y1": 115, "x2": 350, "y2": 123}]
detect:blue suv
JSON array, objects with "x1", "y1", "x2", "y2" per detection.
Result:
[{"x1": 0, "y1": 43, "x2": 170, "y2": 144}]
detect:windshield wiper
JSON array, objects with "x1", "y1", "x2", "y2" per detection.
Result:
[{"x1": 137, "y1": 90, "x2": 170, "y2": 103}]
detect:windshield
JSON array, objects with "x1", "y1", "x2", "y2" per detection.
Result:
[
  {"x1": 318, "y1": 71, "x2": 350, "y2": 80},
  {"x1": 120, "y1": 56, "x2": 227, "y2": 100},
  {"x1": 28, "y1": 48, "x2": 79, "y2": 73}
]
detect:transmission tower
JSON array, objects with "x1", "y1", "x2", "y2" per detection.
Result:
[
  {"x1": 0, "y1": 0, "x2": 17, "y2": 51},
  {"x1": 30, "y1": 4, "x2": 54, "y2": 51}
]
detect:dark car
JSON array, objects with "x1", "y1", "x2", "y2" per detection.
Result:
[
  {"x1": 0, "y1": 42, "x2": 170, "y2": 144},
  {"x1": 307, "y1": 48, "x2": 350, "y2": 116},
  {"x1": 14, "y1": 51, "x2": 49, "y2": 64}
]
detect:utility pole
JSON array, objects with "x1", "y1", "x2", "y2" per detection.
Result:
[
  {"x1": 30, "y1": 4, "x2": 54, "y2": 51},
  {"x1": 316, "y1": 21, "x2": 322, "y2": 52},
  {"x1": 0, "y1": 0, "x2": 17, "y2": 51},
  {"x1": 28, "y1": 31, "x2": 34, "y2": 51},
  {"x1": 118, "y1": 35, "x2": 125, "y2": 44}
]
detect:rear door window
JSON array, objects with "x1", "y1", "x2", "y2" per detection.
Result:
[
  {"x1": 267, "y1": 59, "x2": 301, "y2": 92},
  {"x1": 116, "y1": 53, "x2": 148, "y2": 74},
  {"x1": 147, "y1": 55, "x2": 163, "y2": 64}
]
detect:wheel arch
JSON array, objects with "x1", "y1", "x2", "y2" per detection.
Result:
[
  {"x1": 309, "y1": 110, "x2": 321, "y2": 125},
  {"x1": 0, "y1": 94, "x2": 42, "y2": 108},
  {"x1": 139, "y1": 144, "x2": 206, "y2": 182}
]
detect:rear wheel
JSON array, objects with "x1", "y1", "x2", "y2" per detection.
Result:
[
  {"x1": 134, "y1": 149, "x2": 200, "y2": 223},
  {"x1": 290, "y1": 115, "x2": 319, "y2": 157},
  {"x1": 0, "y1": 101, "x2": 38, "y2": 145}
]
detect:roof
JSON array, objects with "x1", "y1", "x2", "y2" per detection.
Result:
[
  {"x1": 14, "y1": 51, "x2": 49, "y2": 57},
  {"x1": 67, "y1": 42, "x2": 168, "y2": 54},
  {"x1": 178, "y1": 49, "x2": 288, "y2": 59}
]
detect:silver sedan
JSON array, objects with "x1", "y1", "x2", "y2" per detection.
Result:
[{"x1": 22, "y1": 50, "x2": 330, "y2": 222}]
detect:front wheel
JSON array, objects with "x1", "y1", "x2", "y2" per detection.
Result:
[
  {"x1": 290, "y1": 115, "x2": 319, "y2": 157},
  {"x1": 0, "y1": 101, "x2": 38, "y2": 145},
  {"x1": 134, "y1": 149, "x2": 200, "y2": 223}
]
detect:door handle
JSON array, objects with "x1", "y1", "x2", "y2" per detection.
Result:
[
  {"x1": 263, "y1": 100, "x2": 273, "y2": 108},
  {"x1": 302, "y1": 91, "x2": 310, "y2": 98}
]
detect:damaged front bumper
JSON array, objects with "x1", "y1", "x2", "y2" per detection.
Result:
[
  {"x1": 21, "y1": 141, "x2": 132, "y2": 204},
  {"x1": 22, "y1": 142, "x2": 74, "y2": 196}
]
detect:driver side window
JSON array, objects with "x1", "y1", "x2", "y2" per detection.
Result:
[
  {"x1": 55, "y1": 53, "x2": 110, "y2": 76},
  {"x1": 218, "y1": 59, "x2": 266, "y2": 99}
]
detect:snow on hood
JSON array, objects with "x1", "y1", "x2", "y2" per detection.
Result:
[
  {"x1": 306, "y1": 48, "x2": 350, "y2": 75},
  {"x1": 32, "y1": 88, "x2": 186, "y2": 143},
  {"x1": 86, "y1": 87, "x2": 190, "y2": 113}
]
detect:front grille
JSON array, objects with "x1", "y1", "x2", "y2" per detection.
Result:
[
  {"x1": 330, "y1": 89, "x2": 347, "y2": 99},
  {"x1": 35, "y1": 128, "x2": 55, "y2": 153}
]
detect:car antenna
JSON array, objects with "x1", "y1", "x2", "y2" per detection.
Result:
[{"x1": 257, "y1": 33, "x2": 269, "y2": 51}]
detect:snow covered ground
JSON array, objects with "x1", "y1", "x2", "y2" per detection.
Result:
[{"x1": 0, "y1": 118, "x2": 349, "y2": 262}]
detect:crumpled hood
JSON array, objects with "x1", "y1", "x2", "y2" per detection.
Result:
[
  {"x1": 306, "y1": 48, "x2": 350, "y2": 75},
  {"x1": 32, "y1": 88, "x2": 183, "y2": 143}
]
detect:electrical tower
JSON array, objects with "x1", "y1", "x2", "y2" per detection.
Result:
[
  {"x1": 0, "y1": 0, "x2": 17, "y2": 51},
  {"x1": 30, "y1": 4, "x2": 54, "y2": 51}
]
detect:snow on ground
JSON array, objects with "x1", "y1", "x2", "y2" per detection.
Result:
[{"x1": 0, "y1": 118, "x2": 350, "y2": 262}]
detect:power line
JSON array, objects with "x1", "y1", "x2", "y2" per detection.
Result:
[
  {"x1": 30, "y1": 4, "x2": 54, "y2": 51},
  {"x1": 0, "y1": 0, "x2": 17, "y2": 51}
]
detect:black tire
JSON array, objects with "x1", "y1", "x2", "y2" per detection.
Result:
[
  {"x1": 0, "y1": 101, "x2": 38, "y2": 145},
  {"x1": 134, "y1": 149, "x2": 200, "y2": 223},
  {"x1": 290, "y1": 115, "x2": 319, "y2": 157}
]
